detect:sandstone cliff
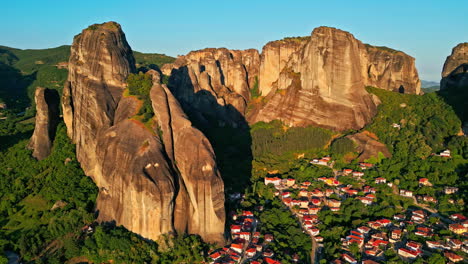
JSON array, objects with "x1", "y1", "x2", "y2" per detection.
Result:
[
  {"x1": 149, "y1": 70, "x2": 225, "y2": 243},
  {"x1": 62, "y1": 21, "x2": 136, "y2": 176},
  {"x1": 28, "y1": 87, "x2": 60, "y2": 160},
  {"x1": 162, "y1": 48, "x2": 260, "y2": 127},
  {"x1": 165, "y1": 27, "x2": 420, "y2": 131},
  {"x1": 248, "y1": 27, "x2": 379, "y2": 131},
  {"x1": 258, "y1": 37, "x2": 308, "y2": 96},
  {"x1": 365, "y1": 45, "x2": 420, "y2": 94},
  {"x1": 441, "y1": 42, "x2": 468, "y2": 90},
  {"x1": 60, "y1": 22, "x2": 225, "y2": 244}
]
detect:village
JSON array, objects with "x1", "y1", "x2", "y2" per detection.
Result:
[{"x1": 209, "y1": 150, "x2": 466, "y2": 264}]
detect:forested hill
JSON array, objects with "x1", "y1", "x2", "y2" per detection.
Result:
[{"x1": 0, "y1": 45, "x2": 175, "y2": 112}]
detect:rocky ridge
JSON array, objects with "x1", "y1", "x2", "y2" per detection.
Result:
[
  {"x1": 61, "y1": 22, "x2": 225, "y2": 243},
  {"x1": 164, "y1": 26, "x2": 421, "y2": 131}
]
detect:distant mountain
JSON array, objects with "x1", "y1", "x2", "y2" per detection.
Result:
[
  {"x1": 0, "y1": 45, "x2": 174, "y2": 110},
  {"x1": 420, "y1": 80, "x2": 440, "y2": 94},
  {"x1": 421, "y1": 80, "x2": 440, "y2": 88}
]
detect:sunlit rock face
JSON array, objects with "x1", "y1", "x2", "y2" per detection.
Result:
[
  {"x1": 164, "y1": 27, "x2": 420, "y2": 131},
  {"x1": 60, "y1": 22, "x2": 225, "y2": 244}
]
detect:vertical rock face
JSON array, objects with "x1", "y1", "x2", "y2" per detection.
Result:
[
  {"x1": 165, "y1": 27, "x2": 420, "y2": 131},
  {"x1": 28, "y1": 87, "x2": 60, "y2": 160},
  {"x1": 162, "y1": 48, "x2": 260, "y2": 127},
  {"x1": 60, "y1": 22, "x2": 225, "y2": 244},
  {"x1": 365, "y1": 45, "x2": 421, "y2": 94},
  {"x1": 149, "y1": 70, "x2": 225, "y2": 243},
  {"x1": 441, "y1": 43, "x2": 468, "y2": 90},
  {"x1": 258, "y1": 38, "x2": 308, "y2": 96},
  {"x1": 248, "y1": 27, "x2": 379, "y2": 131},
  {"x1": 62, "y1": 21, "x2": 135, "y2": 177}
]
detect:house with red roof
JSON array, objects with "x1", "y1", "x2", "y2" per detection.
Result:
[
  {"x1": 450, "y1": 214, "x2": 467, "y2": 222},
  {"x1": 352, "y1": 171, "x2": 364, "y2": 177},
  {"x1": 264, "y1": 176, "x2": 281, "y2": 186},
  {"x1": 265, "y1": 234, "x2": 274, "y2": 242},
  {"x1": 357, "y1": 226, "x2": 371, "y2": 234},
  {"x1": 285, "y1": 178, "x2": 296, "y2": 186},
  {"x1": 393, "y1": 214, "x2": 405, "y2": 221},
  {"x1": 209, "y1": 251, "x2": 222, "y2": 260},
  {"x1": 449, "y1": 223, "x2": 466, "y2": 234},
  {"x1": 377, "y1": 219, "x2": 392, "y2": 227},
  {"x1": 447, "y1": 238, "x2": 463, "y2": 250},
  {"x1": 391, "y1": 229, "x2": 402, "y2": 241},
  {"x1": 444, "y1": 252, "x2": 463, "y2": 262},
  {"x1": 406, "y1": 241, "x2": 422, "y2": 251},
  {"x1": 398, "y1": 248, "x2": 420, "y2": 259},
  {"x1": 360, "y1": 162, "x2": 374, "y2": 169},
  {"x1": 299, "y1": 189, "x2": 308, "y2": 197},
  {"x1": 264, "y1": 257, "x2": 281, "y2": 264},
  {"x1": 239, "y1": 231, "x2": 251, "y2": 240},
  {"x1": 357, "y1": 197, "x2": 373, "y2": 205},
  {"x1": 418, "y1": 178, "x2": 432, "y2": 186},
  {"x1": 343, "y1": 169, "x2": 353, "y2": 175},
  {"x1": 308, "y1": 228, "x2": 320, "y2": 236},
  {"x1": 245, "y1": 247, "x2": 256, "y2": 258},
  {"x1": 342, "y1": 253, "x2": 357, "y2": 264},
  {"x1": 230, "y1": 225, "x2": 241, "y2": 233},
  {"x1": 311, "y1": 198, "x2": 321, "y2": 206},
  {"x1": 230, "y1": 243, "x2": 243, "y2": 254},
  {"x1": 375, "y1": 177, "x2": 386, "y2": 184},
  {"x1": 426, "y1": 240, "x2": 444, "y2": 250}
]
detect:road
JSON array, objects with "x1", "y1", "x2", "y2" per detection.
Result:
[{"x1": 239, "y1": 219, "x2": 259, "y2": 264}]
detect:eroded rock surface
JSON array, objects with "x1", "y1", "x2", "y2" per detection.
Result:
[
  {"x1": 163, "y1": 48, "x2": 260, "y2": 127},
  {"x1": 149, "y1": 70, "x2": 225, "y2": 243},
  {"x1": 28, "y1": 87, "x2": 60, "y2": 160},
  {"x1": 365, "y1": 45, "x2": 420, "y2": 94},
  {"x1": 258, "y1": 37, "x2": 308, "y2": 96},
  {"x1": 441, "y1": 43, "x2": 468, "y2": 90},
  {"x1": 165, "y1": 27, "x2": 420, "y2": 131},
  {"x1": 346, "y1": 131, "x2": 391, "y2": 162},
  {"x1": 248, "y1": 27, "x2": 379, "y2": 131},
  {"x1": 60, "y1": 22, "x2": 225, "y2": 244}
]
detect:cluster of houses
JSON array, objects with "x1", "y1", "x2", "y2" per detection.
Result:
[
  {"x1": 209, "y1": 211, "x2": 284, "y2": 264},
  {"x1": 257, "y1": 154, "x2": 466, "y2": 263},
  {"x1": 332, "y1": 209, "x2": 467, "y2": 263}
]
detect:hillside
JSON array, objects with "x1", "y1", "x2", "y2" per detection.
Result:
[{"x1": 0, "y1": 45, "x2": 174, "y2": 112}]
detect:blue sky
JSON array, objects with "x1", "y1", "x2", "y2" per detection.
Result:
[{"x1": 1, "y1": 0, "x2": 467, "y2": 81}]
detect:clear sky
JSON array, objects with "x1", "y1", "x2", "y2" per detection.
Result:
[{"x1": 1, "y1": 0, "x2": 467, "y2": 81}]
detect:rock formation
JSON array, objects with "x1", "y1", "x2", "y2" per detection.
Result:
[
  {"x1": 149, "y1": 70, "x2": 225, "y2": 243},
  {"x1": 60, "y1": 22, "x2": 224, "y2": 244},
  {"x1": 248, "y1": 27, "x2": 380, "y2": 131},
  {"x1": 162, "y1": 48, "x2": 260, "y2": 127},
  {"x1": 165, "y1": 27, "x2": 420, "y2": 131},
  {"x1": 365, "y1": 45, "x2": 421, "y2": 94},
  {"x1": 258, "y1": 37, "x2": 308, "y2": 96},
  {"x1": 28, "y1": 87, "x2": 60, "y2": 160},
  {"x1": 441, "y1": 43, "x2": 468, "y2": 90},
  {"x1": 62, "y1": 21, "x2": 136, "y2": 175}
]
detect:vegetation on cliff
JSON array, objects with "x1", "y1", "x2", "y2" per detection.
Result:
[{"x1": 126, "y1": 72, "x2": 154, "y2": 123}]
